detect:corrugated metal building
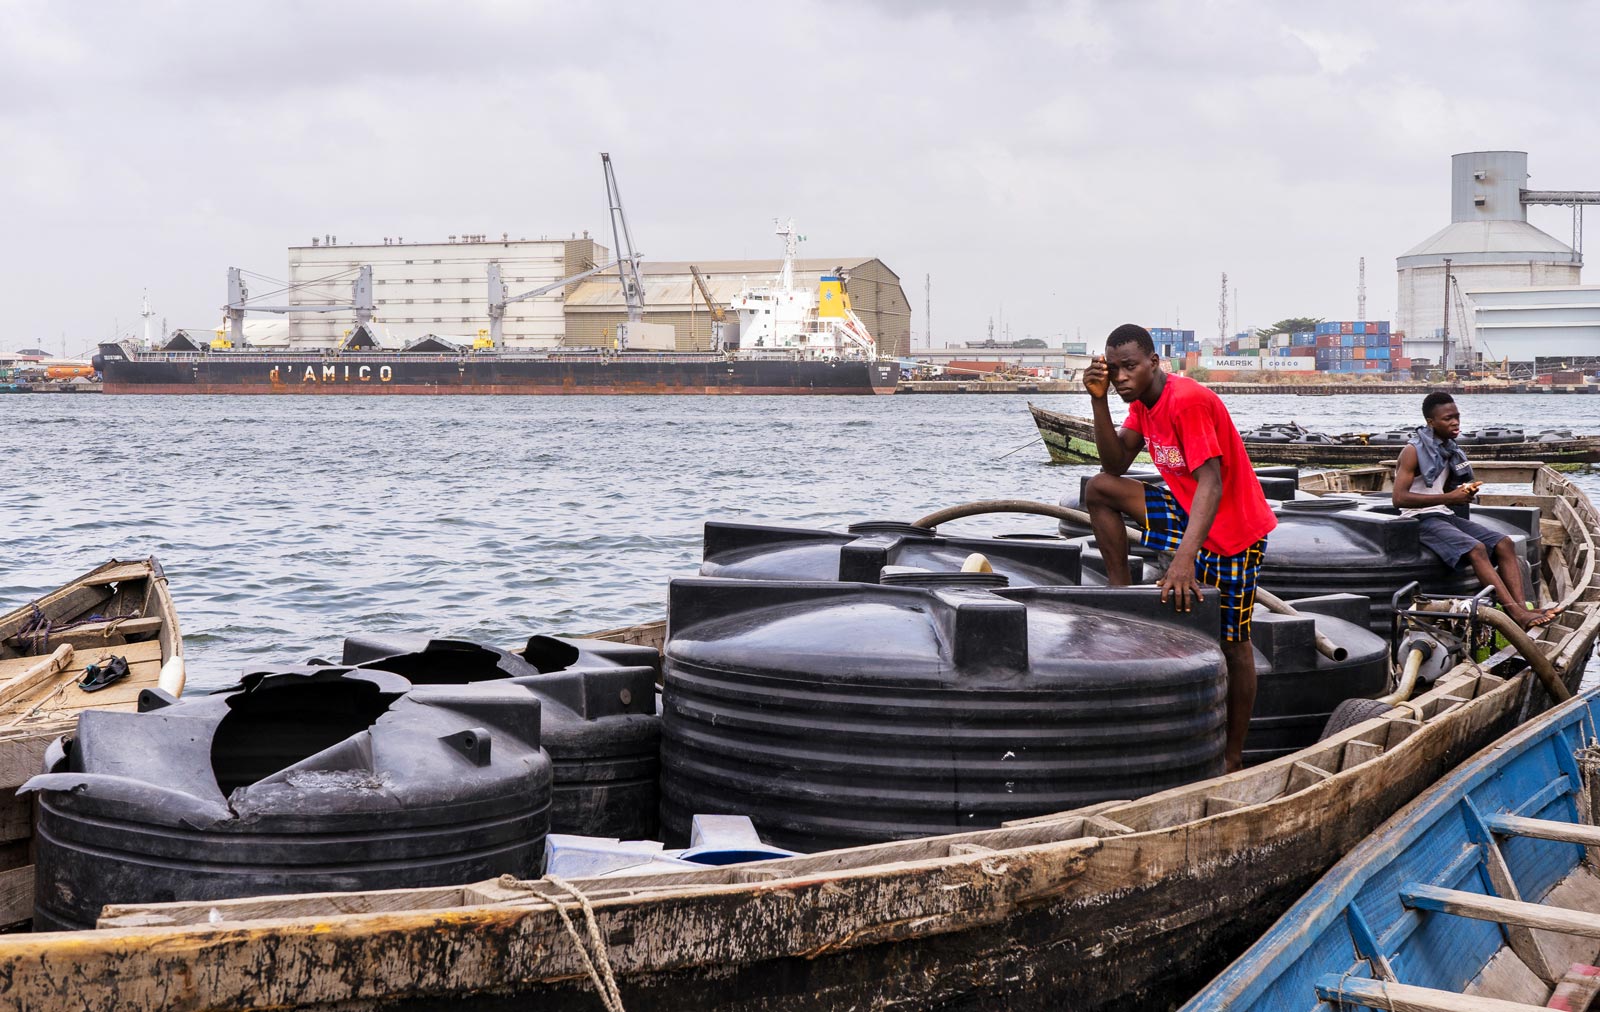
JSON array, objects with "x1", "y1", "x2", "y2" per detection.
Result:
[
  {"x1": 1397, "y1": 152, "x2": 1581, "y2": 364},
  {"x1": 1464, "y1": 285, "x2": 1600, "y2": 363},
  {"x1": 285, "y1": 236, "x2": 608, "y2": 349},
  {"x1": 563, "y1": 258, "x2": 912, "y2": 357}
]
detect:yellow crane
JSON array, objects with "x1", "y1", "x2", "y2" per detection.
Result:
[
  {"x1": 689, "y1": 266, "x2": 729, "y2": 351},
  {"x1": 689, "y1": 266, "x2": 724, "y2": 321}
]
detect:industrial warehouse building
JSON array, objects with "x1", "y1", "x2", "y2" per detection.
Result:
[
  {"x1": 275, "y1": 237, "x2": 910, "y2": 357},
  {"x1": 565, "y1": 258, "x2": 911, "y2": 357}
]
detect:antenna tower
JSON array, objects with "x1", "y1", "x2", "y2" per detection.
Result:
[
  {"x1": 924, "y1": 273, "x2": 931, "y2": 348},
  {"x1": 1357, "y1": 257, "x2": 1367, "y2": 320},
  {"x1": 1217, "y1": 272, "x2": 1229, "y2": 343}
]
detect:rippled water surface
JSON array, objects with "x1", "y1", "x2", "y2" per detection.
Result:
[{"x1": 6, "y1": 391, "x2": 1600, "y2": 689}]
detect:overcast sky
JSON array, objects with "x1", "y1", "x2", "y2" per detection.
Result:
[{"x1": 5, "y1": 0, "x2": 1596, "y2": 355}]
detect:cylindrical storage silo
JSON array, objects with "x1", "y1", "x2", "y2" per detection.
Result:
[
  {"x1": 347, "y1": 636, "x2": 661, "y2": 840},
  {"x1": 660, "y1": 577, "x2": 1227, "y2": 853},
  {"x1": 25, "y1": 667, "x2": 552, "y2": 931},
  {"x1": 700, "y1": 520, "x2": 1082, "y2": 586}
]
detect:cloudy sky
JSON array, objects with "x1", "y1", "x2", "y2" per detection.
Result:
[{"x1": 4, "y1": 0, "x2": 1595, "y2": 355}]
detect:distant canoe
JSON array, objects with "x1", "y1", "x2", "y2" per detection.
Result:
[
  {"x1": 1028, "y1": 402, "x2": 1600, "y2": 467},
  {"x1": 1185, "y1": 683, "x2": 1600, "y2": 1011}
]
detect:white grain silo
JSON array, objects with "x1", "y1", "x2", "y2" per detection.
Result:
[{"x1": 1396, "y1": 151, "x2": 1580, "y2": 366}]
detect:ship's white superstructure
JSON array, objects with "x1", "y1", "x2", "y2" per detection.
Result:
[{"x1": 728, "y1": 220, "x2": 882, "y2": 361}]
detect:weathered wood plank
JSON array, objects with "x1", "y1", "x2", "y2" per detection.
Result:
[
  {"x1": 1403, "y1": 884, "x2": 1600, "y2": 939},
  {"x1": 0, "y1": 866, "x2": 32, "y2": 931},
  {"x1": 1314, "y1": 974, "x2": 1550, "y2": 1012},
  {"x1": 1488, "y1": 814, "x2": 1600, "y2": 849},
  {"x1": 0, "y1": 645, "x2": 73, "y2": 709}
]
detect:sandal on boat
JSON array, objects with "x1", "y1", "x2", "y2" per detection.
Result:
[{"x1": 78, "y1": 655, "x2": 129, "y2": 693}]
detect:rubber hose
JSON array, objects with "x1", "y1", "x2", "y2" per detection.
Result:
[
  {"x1": 1474, "y1": 606, "x2": 1573, "y2": 703},
  {"x1": 1378, "y1": 647, "x2": 1427, "y2": 706},
  {"x1": 1248, "y1": 588, "x2": 1348, "y2": 662},
  {"x1": 912, "y1": 499, "x2": 1145, "y2": 544}
]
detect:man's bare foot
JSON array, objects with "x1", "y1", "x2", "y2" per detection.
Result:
[{"x1": 1510, "y1": 605, "x2": 1563, "y2": 630}]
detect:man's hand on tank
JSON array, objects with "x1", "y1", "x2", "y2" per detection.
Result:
[
  {"x1": 1083, "y1": 355, "x2": 1109, "y2": 399},
  {"x1": 1157, "y1": 559, "x2": 1200, "y2": 613}
]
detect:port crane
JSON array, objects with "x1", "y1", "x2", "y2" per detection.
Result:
[
  {"x1": 220, "y1": 266, "x2": 374, "y2": 349},
  {"x1": 484, "y1": 153, "x2": 674, "y2": 351},
  {"x1": 689, "y1": 265, "x2": 727, "y2": 350}
]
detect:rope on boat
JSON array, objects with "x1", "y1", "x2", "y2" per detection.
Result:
[
  {"x1": 15, "y1": 603, "x2": 141, "y2": 653},
  {"x1": 497, "y1": 873, "x2": 626, "y2": 1011}
]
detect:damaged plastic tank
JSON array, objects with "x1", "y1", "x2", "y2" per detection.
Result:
[
  {"x1": 25, "y1": 666, "x2": 552, "y2": 931},
  {"x1": 660, "y1": 575, "x2": 1228, "y2": 853},
  {"x1": 346, "y1": 634, "x2": 661, "y2": 839},
  {"x1": 698, "y1": 520, "x2": 1082, "y2": 586}
]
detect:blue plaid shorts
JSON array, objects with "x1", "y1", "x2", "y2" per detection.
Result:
[{"x1": 1143, "y1": 485, "x2": 1267, "y2": 643}]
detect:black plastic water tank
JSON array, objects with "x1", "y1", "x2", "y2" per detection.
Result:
[
  {"x1": 1316, "y1": 497, "x2": 1540, "y2": 598},
  {"x1": 346, "y1": 636, "x2": 661, "y2": 840},
  {"x1": 1261, "y1": 499, "x2": 1479, "y2": 633},
  {"x1": 25, "y1": 667, "x2": 552, "y2": 931},
  {"x1": 1244, "y1": 593, "x2": 1390, "y2": 765},
  {"x1": 699, "y1": 520, "x2": 1083, "y2": 586},
  {"x1": 660, "y1": 577, "x2": 1227, "y2": 853}
]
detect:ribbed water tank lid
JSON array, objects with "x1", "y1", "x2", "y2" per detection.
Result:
[
  {"x1": 879, "y1": 571, "x2": 1011, "y2": 589},
  {"x1": 1280, "y1": 496, "x2": 1361, "y2": 513},
  {"x1": 847, "y1": 521, "x2": 937, "y2": 538}
]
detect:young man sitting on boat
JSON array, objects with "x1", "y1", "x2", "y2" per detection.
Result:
[
  {"x1": 1393, "y1": 392, "x2": 1560, "y2": 630},
  {"x1": 1081, "y1": 324, "x2": 1277, "y2": 772}
]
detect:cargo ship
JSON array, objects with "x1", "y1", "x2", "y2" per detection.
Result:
[
  {"x1": 97, "y1": 181, "x2": 900, "y2": 395},
  {"x1": 94, "y1": 342, "x2": 898, "y2": 396}
]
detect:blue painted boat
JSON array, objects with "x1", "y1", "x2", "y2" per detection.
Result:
[{"x1": 1185, "y1": 685, "x2": 1600, "y2": 1011}]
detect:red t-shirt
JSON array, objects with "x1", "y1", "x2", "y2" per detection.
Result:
[{"x1": 1122, "y1": 375, "x2": 1277, "y2": 555}]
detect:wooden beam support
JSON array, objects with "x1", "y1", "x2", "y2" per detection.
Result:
[
  {"x1": 1401, "y1": 883, "x2": 1600, "y2": 939},
  {"x1": 1313, "y1": 973, "x2": 1552, "y2": 1011},
  {"x1": 1485, "y1": 813, "x2": 1600, "y2": 849}
]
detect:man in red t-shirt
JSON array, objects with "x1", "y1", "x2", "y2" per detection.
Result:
[{"x1": 1081, "y1": 324, "x2": 1277, "y2": 771}]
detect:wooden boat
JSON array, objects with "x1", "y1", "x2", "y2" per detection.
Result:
[
  {"x1": 6, "y1": 468, "x2": 1600, "y2": 1012},
  {"x1": 1185, "y1": 683, "x2": 1600, "y2": 1012},
  {"x1": 1029, "y1": 401, "x2": 1600, "y2": 468},
  {"x1": 0, "y1": 558, "x2": 182, "y2": 931}
]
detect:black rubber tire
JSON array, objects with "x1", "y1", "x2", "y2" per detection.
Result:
[{"x1": 1318, "y1": 697, "x2": 1396, "y2": 740}]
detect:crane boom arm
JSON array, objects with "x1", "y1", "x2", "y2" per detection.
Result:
[
  {"x1": 503, "y1": 257, "x2": 634, "y2": 307},
  {"x1": 689, "y1": 266, "x2": 725, "y2": 322}
]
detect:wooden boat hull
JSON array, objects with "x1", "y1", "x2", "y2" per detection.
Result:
[
  {"x1": 1185, "y1": 685, "x2": 1600, "y2": 1011},
  {"x1": 1028, "y1": 402, "x2": 1600, "y2": 468},
  {"x1": 0, "y1": 558, "x2": 181, "y2": 933},
  {"x1": 8, "y1": 468, "x2": 1600, "y2": 1010}
]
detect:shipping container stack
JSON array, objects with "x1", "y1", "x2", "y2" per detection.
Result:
[
  {"x1": 1148, "y1": 327, "x2": 1199, "y2": 361},
  {"x1": 1311, "y1": 321, "x2": 1399, "y2": 375}
]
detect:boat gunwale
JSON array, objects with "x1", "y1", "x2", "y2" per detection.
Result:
[{"x1": 1183, "y1": 685, "x2": 1600, "y2": 1011}]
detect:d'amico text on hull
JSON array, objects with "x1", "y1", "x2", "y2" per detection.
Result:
[{"x1": 93, "y1": 344, "x2": 900, "y2": 396}]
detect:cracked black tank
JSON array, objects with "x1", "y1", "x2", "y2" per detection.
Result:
[
  {"x1": 23, "y1": 666, "x2": 552, "y2": 931},
  {"x1": 343, "y1": 634, "x2": 661, "y2": 840}
]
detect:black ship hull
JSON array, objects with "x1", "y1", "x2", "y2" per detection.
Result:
[{"x1": 94, "y1": 345, "x2": 899, "y2": 395}]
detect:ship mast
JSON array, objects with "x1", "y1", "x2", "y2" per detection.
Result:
[
  {"x1": 775, "y1": 218, "x2": 799, "y2": 293},
  {"x1": 140, "y1": 291, "x2": 155, "y2": 347}
]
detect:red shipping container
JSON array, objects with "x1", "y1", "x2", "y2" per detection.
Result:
[
  {"x1": 1365, "y1": 323, "x2": 1378, "y2": 334},
  {"x1": 1395, "y1": 358, "x2": 1411, "y2": 369},
  {"x1": 1341, "y1": 322, "x2": 1354, "y2": 334}
]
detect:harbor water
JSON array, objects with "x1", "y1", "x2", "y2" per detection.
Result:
[{"x1": 6, "y1": 392, "x2": 1599, "y2": 690}]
